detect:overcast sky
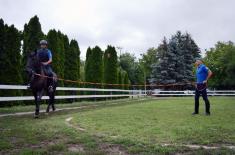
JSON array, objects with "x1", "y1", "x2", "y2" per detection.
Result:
[{"x1": 0, "y1": 0, "x2": 235, "y2": 59}]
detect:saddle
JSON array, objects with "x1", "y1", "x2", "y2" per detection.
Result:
[{"x1": 41, "y1": 66, "x2": 57, "y2": 86}]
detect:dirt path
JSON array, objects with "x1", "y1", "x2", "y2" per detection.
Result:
[
  {"x1": 0, "y1": 98, "x2": 149, "y2": 118},
  {"x1": 65, "y1": 116, "x2": 129, "y2": 155}
]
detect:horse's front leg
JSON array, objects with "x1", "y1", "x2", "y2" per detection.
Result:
[
  {"x1": 33, "y1": 91, "x2": 40, "y2": 118},
  {"x1": 46, "y1": 94, "x2": 51, "y2": 113}
]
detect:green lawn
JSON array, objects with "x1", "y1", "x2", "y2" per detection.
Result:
[{"x1": 0, "y1": 97, "x2": 235, "y2": 154}]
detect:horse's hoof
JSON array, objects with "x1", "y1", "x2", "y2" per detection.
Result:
[{"x1": 34, "y1": 114, "x2": 39, "y2": 118}]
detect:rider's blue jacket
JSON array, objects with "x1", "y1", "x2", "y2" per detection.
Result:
[{"x1": 37, "y1": 48, "x2": 52, "y2": 63}]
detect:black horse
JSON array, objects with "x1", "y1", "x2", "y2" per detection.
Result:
[{"x1": 26, "y1": 50, "x2": 57, "y2": 118}]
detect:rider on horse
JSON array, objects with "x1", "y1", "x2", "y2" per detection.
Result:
[{"x1": 37, "y1": 40, "x2": 54, "y2": 92}]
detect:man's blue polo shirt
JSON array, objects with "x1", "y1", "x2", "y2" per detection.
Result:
[{"x1": 196, "y1": 64, "x2": 209, "y2": 83}]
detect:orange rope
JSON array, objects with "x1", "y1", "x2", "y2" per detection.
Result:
[{"x1": 34, "y1": 73, "x2": 195, "y2": 87}]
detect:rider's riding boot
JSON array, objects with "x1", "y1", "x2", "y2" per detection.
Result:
[{"x1": 27, "y1": 73, "x2": 35, "y2": 89}]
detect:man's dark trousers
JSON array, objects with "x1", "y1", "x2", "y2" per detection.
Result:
[{"x1": 194, "y1": 88, "x2": 210, "y2": 114}]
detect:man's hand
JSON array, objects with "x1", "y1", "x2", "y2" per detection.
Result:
[
  {"x1": 42, "y1": 59, "x2": 52, "y2": 66},
  {"x1": 203, "y1": 80, "x2": 207, "y2": 84},
  {"x1": 42, "y1": 62, "x2": 48, "y2": 65}
]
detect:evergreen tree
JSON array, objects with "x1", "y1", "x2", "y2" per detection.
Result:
[
  {"x1": 47, "y1": 29, "x2": 63, "y2": 86},
  {"x1": 4, "y1": 25, "x2": 22, "y2": 85},
  {"x1": 85, "y1": 46, "x2": 103, "y2": 88},
  {"x1": 22, "y1": 15, "x2": 43, "y2": 82},
  {"x1": 183, "y1": 33, "x2": 200, "y2": 82},
  {"x1": 57, "y1": 31, "x2": 65, "y2": 84},
  {"x1": 85, "y1": 47, "x2": 92, "y2": 86},
  {"x1": 103, "y1": 45, "x2": 118, "y2": 88},
  {"x1": 174, "y1": 31, "x2": 185, "y2": 83},
  {"x1": 0, "y1": 19, "x2": 6, "y2": 84},
  {"x1": 150, "y1": 32, "x2": 200, "y2": 88},
  {"x1": 0, "y1": 24, "x2": 22, "y2": 100},
  {"x1": 91, "y1": 46, "x2": 103, "y2": 84},
  {"x1": 64, "y1": 39, "x2": 80, "y2": 87},
  {"x1": 150, "y1": 37, "x2": 176, "y2": 84}
]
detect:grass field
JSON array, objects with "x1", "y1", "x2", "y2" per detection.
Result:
[{"x1": 0, "y1": 97, "x2": 235, "y2": 155}]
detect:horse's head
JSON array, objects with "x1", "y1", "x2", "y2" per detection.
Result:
[{"x1": 26, "y1": 50, "x2": 40, "y2": 75}]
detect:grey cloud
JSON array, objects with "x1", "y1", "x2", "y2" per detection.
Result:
[{"x1": 1, "y1": 0, "x2": 235, "y2": 59}]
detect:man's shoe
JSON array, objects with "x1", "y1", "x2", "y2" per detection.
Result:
[{"x1": 192, "y1": 112, "x2": 199, "y2": 115}]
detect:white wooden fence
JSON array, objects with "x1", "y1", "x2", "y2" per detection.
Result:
[
  {"x1": 152, "y1": 90, "x2": 235, "y2": 96},
  {"x1": 0, "y1": 85, "x2": 234, "y2": 102},
  {"x1": 0, "y1": 85, "x2": 145, "y2": 102}
]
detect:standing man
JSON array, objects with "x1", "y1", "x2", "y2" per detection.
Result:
[{"x1": 192, "y1": 59, "x2": 213, "y2": 116}]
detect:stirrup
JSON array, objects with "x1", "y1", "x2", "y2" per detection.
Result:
[
  {"x1": 27, "y1": 84, "x2": 31, "y2": 89},
  {"x1": 48, "y1": 85, "x2": 53, "y2": 92}
]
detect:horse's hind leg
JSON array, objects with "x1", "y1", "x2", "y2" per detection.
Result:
[
  {"x1": 51, "y1": 93, "x2": 56, "y2": 111},
  {"x1": 49, "y1": 91, "x2": 56, "y2": 112},
  {"x1": 47, "y1": 92, "x2": 55, "y2": 113},
  {"x1": 46, "y1": 93, "x2": 51, "y2": 113},
  {"x1": 46, "y1": 99, "x2": 51, "y2": 113}
]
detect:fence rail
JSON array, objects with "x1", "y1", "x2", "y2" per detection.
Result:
[
  {"x1": 0, "y1": 85, "x2": 144, "y2": 102},
  {"x1": 152, "y1": 90, "x2": 235, "y2": 96},
  {"x1": 0, "y1": 85, "x2": 234, "y2": 102}
]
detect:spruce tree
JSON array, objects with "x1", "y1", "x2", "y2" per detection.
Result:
[
  {"x1": 174, "y1": 31, "x2": 185, "y2": 83},
  {"x1": 150, "y1": 37, "x2": 176, "y2": 85},
  {"x1": 150, "y1": 32, "x2": 200, "y2": 88},
  {"x1": 183, "y1": 33, "x2": 200, "y2": 83}
]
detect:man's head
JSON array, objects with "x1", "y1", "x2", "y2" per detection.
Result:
[
  {"x1": 195, "y1": 59, "x2": 203, "y2": 67},
  {"x1": 40, "y1": 40, "x2": 48, "y2": 49}
]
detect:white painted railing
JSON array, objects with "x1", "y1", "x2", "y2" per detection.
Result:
[
  {"x1": 0, "y1": 85, "x2": 234, "y2": 102},
  {"x1": 0, "y1": 85, "x2": 145, "y2": 102},
  {"x1": 152, "y1": 90, "x2": 235, "y2": 96}
]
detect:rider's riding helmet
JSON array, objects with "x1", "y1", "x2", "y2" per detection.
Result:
[{"x1": 40, "y1": 40, "x2": 48, "y2": 45}]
